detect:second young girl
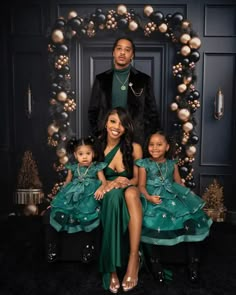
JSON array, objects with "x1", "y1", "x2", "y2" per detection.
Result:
[
  {"x1": 46, "y1": 136, "x2": 107, "y2": 263},
  {"x1": 50, "y1": 136, "x2": 107, "y2": 234},
  {"x1": 136, "y1": 130, "x2": 213, "y2": 283}
]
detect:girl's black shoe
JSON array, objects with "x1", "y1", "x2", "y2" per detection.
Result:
[
  {"x1": 188, "y1": 258, "x2": 199, "y2": 283},
  {"x1": 149, "y1": 257, "x2": 165, "y2": 284},
  {"x1": 47, "y1": 243, "x2": 57, "y2": 263},
  {"x1": 81, "y1": 244, "x2": 95, "y2": 263}
]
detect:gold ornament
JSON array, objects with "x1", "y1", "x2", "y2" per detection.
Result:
[
  {"x1": 51, "y1": 29, "x2": 64, "y2": 44},
  {"x1": 170, "y1": 102, "x2": 178, "y2": 111},
  {"x1": 178, "y1": 108, "x2": 191, "y2": 122},
  {"x1": 186, "y1": 145, "x2": 196, "y2": 157},
  {"x1": 158, "y1": 23, "x2": 168, "y2": 33},
  {"x1": 59, "y1": 155, "x2": 69, "y2": 165},
  {"x1": 177, "y1": 83, "x2": 187, "y2": 93},
  {"x1": 56, "y1": 147, "x2": 67, "y2": 158},
  {"x1": 143, "y1": 5, "x2": 154, "y2": 17},
  {"x1": 183, "y1": 122, "x2": 193, "y2": 132},
  {"x1": 117, "y1": 4, "x2": 127, "y2": 15},
  {"x1": 182, "y1": 20, "x2": 191, "y2": 29},
  {"x1": 189, "y1": 37, "x2": 201, "y2": 49},
  {"x1": 68, "y1": 11, "x2": 78, "y2": 20},
  {"x1": 48, "y1": 123, "x2": 59, "y2": 136},
  {"x1": 129, "y1": 20, "x2": 138, "y2": 31},
  {"x1": 180, "y1": 33, "x2": 191, "y2": 44},
  {"x1": 183, "y1": 76, "x2": 192, "y2": 84},
  {"x1": 57, "y1": 91, "x2": 67, "y2": 102},
  {"x1": 180, "y1": 45, "x2": 191, "y2": 56}
]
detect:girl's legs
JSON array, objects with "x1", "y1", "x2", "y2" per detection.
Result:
[
  {"x1": 122, "y1": 186, "x2": 142, "y2": 291},
  {"x1": 187, "y1": 242, "x2": 200, "y2": 283},
  {"x1": 143, "y1": 243, "x2": 165, "y2": 284},
  {"x1": 42, "y1": 208, "x2": 59, "y2": 263}
]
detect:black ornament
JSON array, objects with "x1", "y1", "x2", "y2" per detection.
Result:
[
  {"x1": 117, "y1": 18, "x2": 128, "y2": 29},
  {"x1": 180, "y1": 166, "x2": 189, "y2": 177},
  {"x1": 68, "y1": 17, "x2": 83, "y2": 31},
  {"x1": 150, "y1": 11, "x2": 164, "y2": 25},
  {"x1": 54, "y1": 19, "x2": 66, "y2": 29},
  {"x1": 190, "y1": 51, "x2": 200, "y2": 62},
  {"x1": 56, "y1": 44, "x2": 69, "y2": 54}
]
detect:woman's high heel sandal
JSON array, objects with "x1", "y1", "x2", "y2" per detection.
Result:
[
  {"x1": 122, "y1": 277, "x2": 138, "y2": 292},
  {"x1": 122, "y1": 253, "x2": 141, "y2": 292},
  {"x1": 109, "y1": 273, "x2": 120, "y2": 294}
]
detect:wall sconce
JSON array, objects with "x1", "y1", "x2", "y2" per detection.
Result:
[
  {"x1": 26, "y1": 84, "x2": 32, "y2": 118},
  {"x1": 214, "y1": 88, "x2": 224, "y2": 120}
]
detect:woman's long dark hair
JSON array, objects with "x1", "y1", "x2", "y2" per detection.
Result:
[{"x1": 98, "y1": 107, "x2": 134, "y2": 176}]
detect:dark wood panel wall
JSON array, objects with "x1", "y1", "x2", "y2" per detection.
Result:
[{"x1": 1, "y1": 0, "x2": 235, "y2": 221}]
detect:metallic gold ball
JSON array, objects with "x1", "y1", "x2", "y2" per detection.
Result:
[
  {"x1": 186, "y1": 145, "x2": 197, "y2": 157},
  {"x1": 57, "y1": 91, "x2": 67, "y2": 102},
  {"x1": 143, "y1": 5, "x2": 154, "y2": 17},
  {"x1": 177, "y1": 83, "x2": 187, "y2": 93},
  {"x1": 178, "y1": 108, "x2": 191, "y2": 122},
  {"x1": 189, "y1": 37, "x2": 201, "y2": 49},
  {"x1": 170, "y1": 102, "x2": 179, "y2": 111},
  {"x1": 180, "y1": 45, "x2": 191, "y2": 56},
  {"x1": 158, "y1": 23, "x2": 168, "y2": 33},
  {"x1": 183, "y1": 122, "x2": 193, "y2": 132},
  {"x1": 59, "y1": 155, "x2": 69, "y2": 165},
  {"x1": 117, "y1": 4, "x2": 127, "y2": 15},
  {"x1": 56, "y1": 147, "x2": 67, "y2": 158},
  {"x1": 180, "y1": 33, "x2": 191, "y2": 44},
  {"x1": 68, "y1": 11, "x2": 78, "y2": 20},
  {"x1": 129, "y1": 20, "x2": 138, "y2": 31},
  {"x1": 48, "y1": 123, "x2": 59, "y2": 136},
  {"x1": 51, "y1": 29, "x2": 64, "y2": 44},
  {"x1": 182, "y1": 20, "x2": 191, "y2": 29}
]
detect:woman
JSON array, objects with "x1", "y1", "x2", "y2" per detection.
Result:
[{"x1": 98, "y1": 107, "x2": 143, "y2": 293}]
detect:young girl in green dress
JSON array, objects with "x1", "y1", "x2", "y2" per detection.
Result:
[
  {"x1": 46, "y1": 136, "x2": 107, "y2": 263},
  {"x1": 50, "y1": 136, "x2": 107, "y2": 233},
  {"x1": 136, "y1": 130, "x2": 213, "y2": 283}
]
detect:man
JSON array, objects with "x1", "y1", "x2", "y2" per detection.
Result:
[{"x1": 88, "y1": 36, "x2": 159, "y2": 145}]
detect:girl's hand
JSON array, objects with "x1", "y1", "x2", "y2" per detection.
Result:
[
  {"x1": 147, "y1": 195, "x2": 162, "y2": 204},
  {"x1": 94, "y1": 188, "x2": 104, "y2": 200}
]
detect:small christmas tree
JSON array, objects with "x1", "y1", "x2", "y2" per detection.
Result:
[
  {"x1": 202, "y1": 178, "x2": 226, "y2": 222},
  {"x1": 17, "y1": 150, "x2": 43, "y2": 189}
]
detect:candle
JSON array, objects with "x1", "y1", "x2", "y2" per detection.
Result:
[{"x1": 28, "y1": 85, "x2": 32, "y2": 115}]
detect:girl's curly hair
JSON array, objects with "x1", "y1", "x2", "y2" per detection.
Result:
[
  {"x1": 143, "y1": 129, "x2": 177, "y2": 159},
  {"x1": 66, "y1": 135, "x2": 99, "y2": 161}
]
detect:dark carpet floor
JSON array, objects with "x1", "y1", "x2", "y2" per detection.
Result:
[{"x1": 0, "y1": 215, "x2": 236, "y2": 295}]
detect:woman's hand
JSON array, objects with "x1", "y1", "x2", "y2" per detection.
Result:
[
  {"x1": 104, "y1": 177, "x2": 131, "y2": 192},
  {"x1": 147, "y1": 195, "x2": 162, "y2": 204}
]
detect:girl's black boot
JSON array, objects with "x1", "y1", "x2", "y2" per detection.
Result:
[
  {"x1": 188, "y1": 257, "x2": 199, "y2": 283},
  {"x1": 150, "y1": 257, "x2": 165, "y2": 284}
]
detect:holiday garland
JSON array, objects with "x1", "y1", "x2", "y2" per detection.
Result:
[{"x1": 47, "y1": 4, "x2": 201, "y2": 198}]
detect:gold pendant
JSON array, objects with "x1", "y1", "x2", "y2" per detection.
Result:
[{"x1": 121, "y1": 85, "x2": 126, "y2": 91}]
